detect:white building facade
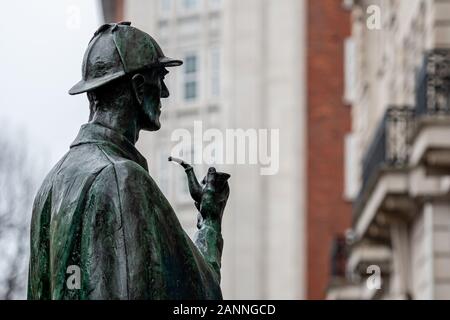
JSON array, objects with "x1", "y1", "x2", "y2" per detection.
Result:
[
  {"x1": 328, "y1": 0, "x2": 450, "y2": 299},
  {"x1": 123, "y1": 0, "x2": 307, "y2": 299}
]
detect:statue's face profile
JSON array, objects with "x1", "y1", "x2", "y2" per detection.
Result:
[{"x1": 135, "y1": 68, "x2": 170, "y2": 131}]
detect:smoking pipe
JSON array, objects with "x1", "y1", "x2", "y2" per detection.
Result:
[{"x1": 168, "y1": 156, "x2": 203, "y2": 203}]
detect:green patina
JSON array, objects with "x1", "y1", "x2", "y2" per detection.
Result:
[{"x1": 27, "y1": 22, "x2": 229, "y2": 300}]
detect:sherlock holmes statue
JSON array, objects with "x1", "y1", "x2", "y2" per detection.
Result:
[{"x1": 28, "y1": 22, "x2": 230, "y2": 300}]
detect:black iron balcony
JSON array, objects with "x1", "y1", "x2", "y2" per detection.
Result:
[
  {"x1": 353, "y1": 106, "x2": 414, "y2": 223},
  {"x1": 353, "y1": 49, "x2": 450, "y2": 228},
  {"x1": 416, "y1": 49, "x2": 450, "y2": 116},
  {"x1": 329, "y1": 235, "x2": 348, "y2": 278},
  {"x1": 412, "y1": 48, "x2": 450, "y2": 170}
]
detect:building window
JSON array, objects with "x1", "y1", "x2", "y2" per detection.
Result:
[
  {"x1": 210, "y1": 48, "x2": 221, "y2": 97},
  {"x1": 344, "y1": 37, "x2": 356, "y2": 104},
  {"x1": 185, "y1": 55, "x2": 197, "y2": 73},
  {"x1": 159, "y1": 0, "x2": 171, "y2": 13},
  {"x1": 184, "y1": 54, "x2": 198, "y2": 101},
  {"x1": 209, "y1": 0, "x2": 221, "y2": 9},
  {"x1": 182, "y1": 0, "x2": 198, "y2": 10},
  {"x1": 344, "y1": 133, "x2": 360, "y2": 200},
  {"x1": 185, "y1": 82, "x2": 197, "y2": 100}
]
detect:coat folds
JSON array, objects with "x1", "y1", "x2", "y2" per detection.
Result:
[{"x1": 27, "y1": 123, "x2": 222, "y2": 300}]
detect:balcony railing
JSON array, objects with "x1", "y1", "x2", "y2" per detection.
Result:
[
  {"x1": 352, "y1": 49, "x2": 450, "y2": 224},
  {"x1": 416, "y1": 49, "x2": 450, "y2": 116},
  {"x1": 329, "y1": 235, "x2": 348, "y2": 278},
  {"x1": 353, "y1": 106, "x2": 414, "y2": 222}
]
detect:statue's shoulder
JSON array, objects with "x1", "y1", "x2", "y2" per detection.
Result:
[
  {"x1": 94, "y1": 158, "x2": 152, "y2": 188},
  {"x1": 103, "y1": 157, "x2": 148, "y2": 177},
  {"x1": 68, "y1": 142, "x2": 149, "y2": 181},
  {"x1": 90, "y1": 159, "x2": 165, "y2": 208}
]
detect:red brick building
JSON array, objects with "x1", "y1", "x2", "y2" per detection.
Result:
[{"x1": 306, "y1": 0, "x2": 351, "y2": 299}]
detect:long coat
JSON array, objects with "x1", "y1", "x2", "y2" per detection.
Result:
[{"x1": 27, "y1": 123, "x2": 222, "y2": 299}]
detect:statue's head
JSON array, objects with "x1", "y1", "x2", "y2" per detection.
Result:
[{"x1": 69, "y1": 22, "x2": 182, "y2": 131}]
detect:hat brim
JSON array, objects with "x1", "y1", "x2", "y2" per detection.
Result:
[
  {"x1": 68, "y1": 71, "x2": 126, "y2": 95},
  {"x1": 68, "y1": 57, "x2": 182, "y2": 95},
  {"x1": 159, "y1": 56, "x2": 183, "y2": 67}
]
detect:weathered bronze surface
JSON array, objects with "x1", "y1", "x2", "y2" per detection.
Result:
[{"x1": 27, "y1": 22, "x2": 230, "y2": 300}]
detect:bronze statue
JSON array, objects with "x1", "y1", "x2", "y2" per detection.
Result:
[{"x1": 27, "y1": 22, "x2": 230, "y2": 300}]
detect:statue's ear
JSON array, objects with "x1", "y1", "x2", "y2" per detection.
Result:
[{"x1": 131, "y1": 73, "x2": 145, "y2": 105}]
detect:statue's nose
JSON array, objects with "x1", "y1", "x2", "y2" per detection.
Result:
[{"x1": 161, "y1": 80, "x2": 169, "y2": 98}]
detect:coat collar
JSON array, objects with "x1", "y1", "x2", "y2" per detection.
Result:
[{"x1": 70, "y1": 123, "x2": 148, "y2": 171}]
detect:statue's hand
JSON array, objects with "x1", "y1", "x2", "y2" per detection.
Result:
[{"x1": 195, "y1": 168, "x2": 230, "y2": 228}]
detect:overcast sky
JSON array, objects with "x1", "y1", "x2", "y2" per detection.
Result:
[{"x1": 0, "y1": 0, "x2": 102, "y2": 167}]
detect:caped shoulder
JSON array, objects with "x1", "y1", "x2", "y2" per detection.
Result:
[
  {"x1": 98, "y1": 157, "x2": 149, "y2": 177},
  {"x1": 92, "y1": 158, "x2": 152, "y2": 189}
]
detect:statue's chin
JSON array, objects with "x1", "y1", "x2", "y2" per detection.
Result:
[
  {"x1": 136, "y1": 107, "x2": 161, "y2": 131},
  {"x1": 142, "y1": 119, "x2": 161, "y2": 132}
]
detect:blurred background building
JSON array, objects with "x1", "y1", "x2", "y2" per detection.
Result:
[
  {"x1": 107, "y1": 0, "x2": 307, "y2": 300},
  {"x1": 327, "y1": 0, "x2": 450, "y2": 299}
]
